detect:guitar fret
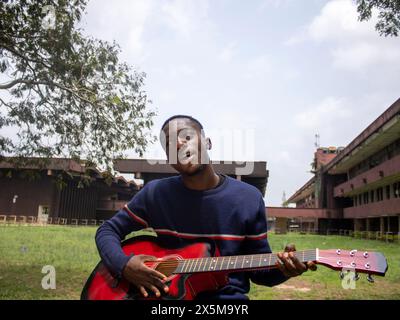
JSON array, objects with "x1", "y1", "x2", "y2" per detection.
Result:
[
  {"x1": 181, "y1": 260, "x2": 187, "y2": 273},
  {"x1": 193, "y1": 258, "x2": 199, "y2": 272},
  {"x1": 189, "y1": 259, "x2": 196, "y2": 273},
  {"x1": 202, "y1": 258, "x2": 208, "y2": 272},
  {"x1": 187, "y1": 259, "x2": 193, "y2": 273},
  {"x1": 250, "y1": 255, "x2": 254, "y2": 268},
  {"x1": 198, "y1": 257, "x2": 203, "y2": 272},
  {"x1": 211, "y1": 258, "x2": 217, "y2": 270},
  {"x1": 227, "y1": 256, "x2": 232, "y2": 270},
  {"x1": 220, "y1": 257, "x2": 225, "y2": 271},
  {"x1": 269, "y1": 253, "x2": 272, "y2": 267}
]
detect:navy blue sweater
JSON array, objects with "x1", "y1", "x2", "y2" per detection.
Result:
[{"x1": 95, "y1": 175, "x2": 288, "y2": 299}]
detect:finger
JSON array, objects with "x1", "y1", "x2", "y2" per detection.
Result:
[
  {"x1": 275, "y1": 258, "x2": 290, "y2": 277},
  {"x1": 150, "y1": 276, "x2": 170, "y2": 293},
  {"x1": 145, "y1": 266, "x2": 168, "y2": 280},
  {"x1": 289, "y1": 252, "x2": 307, "y2": 273},
  {"x1": 278, "y1": 252, "x2": 297, "y2": 275},
  {"x1": 140, "y1": 255, "x2": 158, "y2": 262},
  {"x1": 307, "y1": 261, "x2": 317, "y2": 271},
  {"x1": 284, "y1": 243, "x2": 296, "y2": 252},
  {"x1": 145, "y1": 283, "x2": 161, "y2": 298},
  {"x1": 138, "y1": 285, "x2": 148, "y2": 298}
]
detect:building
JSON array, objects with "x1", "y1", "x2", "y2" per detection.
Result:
[
  {"x1": 0, "y1": 158, "x2": 139, "y2": 223},
  {"x1": 114, "y1": 159, "x2": 269, "y2": 195},
  {"x1": 0, "y1": 158, "x2": 269, "y2": 223},
  {"x1": 268, "y1": 98, "x2": 400, "y2": 235}
]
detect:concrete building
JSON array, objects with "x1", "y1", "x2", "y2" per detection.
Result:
[
  {"x1": 0, "y1": 158, "x2": 269, "y2": 223},
  {"x1": 0, "y1": 158, "x2": 139, "y2": 223},
  {"x1": 268, "y1": 98, "x2": 400, "y2": 235}
]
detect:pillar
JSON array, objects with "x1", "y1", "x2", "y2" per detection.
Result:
[
  {"x1": 366, "y1": 218, "x2": 370, "y2": 232},
  {"x1": 380, "y1": 217, "x2": 385, "y2": 234},
  {"x1": 275, "y1": 217, "x2": 288, "y2": 234},
  {"x1": 398, "y1": 216, "x2": 400, "y2": 235},
  {"x1": 354, "y1": 219, "x2": 362, "y2": 232}
]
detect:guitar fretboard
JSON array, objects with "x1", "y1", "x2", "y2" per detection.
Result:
[{"x1": 173, "y1": 249, "x2": 317, "y2": 274}]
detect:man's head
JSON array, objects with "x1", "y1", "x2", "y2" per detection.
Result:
[{"x1": 160, "y1": 115, "x2": 212, "y2": 176}]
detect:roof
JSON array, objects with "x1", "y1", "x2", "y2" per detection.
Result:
[{"x1": 0, "y1": 157, "x2": 138, "y2": 189}]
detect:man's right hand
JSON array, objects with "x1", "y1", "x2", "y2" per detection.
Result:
[{"x1": 122, "y1": 255, "x2": 169, "y2": 298}]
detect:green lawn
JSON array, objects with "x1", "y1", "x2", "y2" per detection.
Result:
[{"x1": 0, "y1": 225, "x2": 399, "y2": 300}]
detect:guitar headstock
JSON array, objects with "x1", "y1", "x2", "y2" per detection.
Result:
[{"x1": 317, "y1": 249, "x2": 388, "y2": 277}]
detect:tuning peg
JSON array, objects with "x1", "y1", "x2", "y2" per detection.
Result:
[
  {"x1": 367, "y1": 274, "x2": 374, "y2": 283},
  {"x1": 354, "y1": 272, "x2": 360, "y2": 281}
]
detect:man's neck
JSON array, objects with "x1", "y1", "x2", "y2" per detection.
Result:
[{"x1": 180, "y1": 165, "x2": 220, "y2": 191}]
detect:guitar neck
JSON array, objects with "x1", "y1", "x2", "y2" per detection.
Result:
[{"x1": 173, "y1": 249, "x2": 317, "y2": 274}]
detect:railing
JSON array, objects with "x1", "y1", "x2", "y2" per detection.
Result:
[
  {"x1": 0, "y1": 215, "x2": 104, "y2": 226},
  {"x1": 276, "y1": 227, "x2": 399, "y2": 243}
]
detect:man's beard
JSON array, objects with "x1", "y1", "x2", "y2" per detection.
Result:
[{"x1": 184, "y1": 164, "x2": 206, "y2": 177}]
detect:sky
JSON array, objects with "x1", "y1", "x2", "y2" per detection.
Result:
[
  {"x1": 79, "y1": 0, "x2": 400, "y2": 206},
  {"x1": 3, "y1": 0, "x2": 399, "y2": 206}
]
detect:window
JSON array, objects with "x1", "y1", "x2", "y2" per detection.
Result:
[
  {"x1": 370, "y1": 190, "x2": 375, "y2": 203},
  {"x1": 394, "y1": 182, "x2": 400, "y2": 198},
  {"x1": 386, "y1": 185, "x2": 391, "y2": 200},
  {"x1": 354, "y1": 196, "x2": 358, "y2": 207},
  {"x1": 377, "y1": 187, "x2": 383, "y2": 202},
  {"x1": 359, "y1": 194, "x2": 362, "y2": 205},
  {"x1": 363, "y1": 192, "x2": 369, "y2": 204}
]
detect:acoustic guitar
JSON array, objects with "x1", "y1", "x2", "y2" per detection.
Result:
[{"x1": 81, "y1": 236, "x2": 388, "y2": 300}]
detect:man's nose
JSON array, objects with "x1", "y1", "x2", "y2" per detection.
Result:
[{"x1": 177, "y1": 136, "x2": 187, "y2": 149}]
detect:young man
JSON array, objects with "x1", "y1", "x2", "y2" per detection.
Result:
[{"x1": 95, "y1": 115, "x2": 316, "y2": 300}]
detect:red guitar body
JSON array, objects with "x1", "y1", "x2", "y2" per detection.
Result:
[{"x1": 81, "y1": 237, "x2": 229, "y2": 300}]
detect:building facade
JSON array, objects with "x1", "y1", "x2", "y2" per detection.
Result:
[
  {"x1": 268, "y1": 98, "x2": 400, "y2": 235},
  {"x1": 0, "y1": 158, "x2": 269, "y2": 223}
]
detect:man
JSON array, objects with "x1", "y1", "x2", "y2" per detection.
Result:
[{"x1": 95, "y1": 115, "x2": 316, "y2": 300}]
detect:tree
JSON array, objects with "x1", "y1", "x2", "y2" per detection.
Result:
[
  {"x1": 356, "y1": 0, "x2": 400, "y2": 36},
  {"x1": 0, "y1": 0, "x2": 156, "y2": 174}
]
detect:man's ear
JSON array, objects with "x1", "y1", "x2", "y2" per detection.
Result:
[{"x1": 206, "y1": 138, "x2": 212, "y2": 150}]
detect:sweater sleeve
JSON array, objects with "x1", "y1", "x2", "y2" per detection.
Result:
[
  {"x1": 242, "y1": 196, "x2": 289, "y2": 287},
  {"x1": 95, "y1": 184, "x2": 151, "y2": 279}
]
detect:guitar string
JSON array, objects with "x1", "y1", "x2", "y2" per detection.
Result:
[
  {"x1": 149, "y1": 250, "x2": 318, "y2": 267},
  {"x1": 146, "y1": 250, "x2": 318, "y2": 271}
]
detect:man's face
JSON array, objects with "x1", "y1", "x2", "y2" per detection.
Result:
[{"x1": 161, "y1": 118, "x2": 210, "y2": 176}]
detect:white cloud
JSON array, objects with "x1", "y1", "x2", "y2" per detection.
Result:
[
  {"x1": 218, "y1": 42, "x2": 237, "y2": 63},
  {"x1": 83, "y1": 0, "x2": 153, "y2": 60},
  {"x1": 161, "y1": 0, "x2": 211, "y2": 38},
  {"x1": 259, "y1": 0, "x2": 294, "y2": 10},
  {"x1": 294, "y1": 97, "x2": 352, "y2": 130},
  {"x1": 244, "y1": 55, "x2": 272, "y2": 79},
  {"x1": 332, "y1": 41, "x2": 400, "y2": 70},
  {"x1": 308, "y1": 0, "x2": 373, "y2": 42},
  {"x1": 285, "y1": 0, "x2": 400, "y2": 71}
]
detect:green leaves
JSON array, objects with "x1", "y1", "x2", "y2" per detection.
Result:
[
  {"x1": 0, "y1": 0, "x2": 156, "y2": 177},
  {"x1": 356, "y1": 0, "x2": 400, "y2": 37}
]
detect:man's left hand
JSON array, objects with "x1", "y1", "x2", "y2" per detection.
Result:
[{"x1": 276, "y1": 244, "x2": 317, "y2": 278}]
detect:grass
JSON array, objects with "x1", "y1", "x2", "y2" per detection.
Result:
[{"x1": 0, "y1": 225, "x2": 399, "y2": 300}]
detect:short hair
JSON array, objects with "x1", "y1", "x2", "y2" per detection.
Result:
[{"x1": 160, "y1": 115, "x2": 204, "y2": 132}]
